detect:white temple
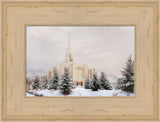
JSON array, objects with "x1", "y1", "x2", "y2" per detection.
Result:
[{"x1": 47, "y1": 32, "x2": 95, "y2": 86}]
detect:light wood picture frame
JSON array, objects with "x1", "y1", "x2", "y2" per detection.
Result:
[{"x1": 0, "y1": 0, "x2": 159, "y2": 121}]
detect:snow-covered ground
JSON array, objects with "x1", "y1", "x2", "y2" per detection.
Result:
[
  {"x1": 26, "y1": 92, "x2": 35, "y2": 97},
  {"x1": 26, "y1": 87, "x2": 134, "y2": 97}
]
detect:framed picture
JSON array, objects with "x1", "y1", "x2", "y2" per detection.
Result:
[{"x1": 0, "y1": 0, "x2": 159, "y2": 121}]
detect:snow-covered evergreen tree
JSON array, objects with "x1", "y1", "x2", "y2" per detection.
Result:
[
  {"x1": 115, "y1": 79, "x2": 121, "y2": 90},
  {"x1": 48, "y1": 77, "x2": 54, "y2": 90},
  {"x1": 100, "y1": 72, "x2": 112, "y2": 90},
  {"x1": 118, "y1": 56, "x2": 134, "y2": 93},
  {"x1": 42, "y1": 78, "x2": 48, "y2": 89},
  {"x1": 32, "y1": 76, "x2": 40, "y2": 89},
  {"x1": 48, "y1": 70, "x2": 59, "y2": 90},
  {"x1": 84, "y1": 78, "x2": 91, "y2": 89},
  {"x1": 91, "y1": 73, "x2": 100, "y2": 91},
  {"x1": 60, "y1": 68, "x2": 75, "y2": 95}
]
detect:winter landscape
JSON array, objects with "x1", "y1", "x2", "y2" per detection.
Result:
[{"x1": 26, "y1": 26, "x2": 135, "y2": 97}]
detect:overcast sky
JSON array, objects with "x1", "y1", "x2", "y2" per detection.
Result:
[{"x1": 26, "y1": 26, "x2": 134, "y2": 78}]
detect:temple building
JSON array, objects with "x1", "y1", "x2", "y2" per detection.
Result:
[{"x1": 47, "y1": 32, "x2": 95, "y2": 86}]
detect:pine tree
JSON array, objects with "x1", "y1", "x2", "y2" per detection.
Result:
[
  {"x1": 119, "y1": 56, "x2": 134, "y2": 93},
  {"x1": 100, "y1": 72, "x2": 112, "y2": 90},
  {"x1": 48, "y1": 70, "x2": 59, "y2": 90},
  {"x1": 42, "y1": 78, "x2": 48, "y2": 89},
  {"x1": 115, "y1": 79, "x2": 121, "y2": 90},
  {"x1": 60, "y1": 68, "x2": 75, "y2": 95},
  {"x1": 32, "y1": 76, "x2": 40, "y2": 89},
  {"x1": 91, "y1": 73, "x2": 99, "y2": 91},
  {"x1": 84, "y1": 78, "x2": 91, "y2": 89}
]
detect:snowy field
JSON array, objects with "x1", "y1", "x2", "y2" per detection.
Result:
[{"x1": 26, "y1": 87, "x2": 134, "y2": 97}]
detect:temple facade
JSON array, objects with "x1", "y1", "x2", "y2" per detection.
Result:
[{"x1": 47, "y1": 32, "x2": 95, "y2": 86}]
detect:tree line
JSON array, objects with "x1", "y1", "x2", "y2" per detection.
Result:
[
  {"x1": 31, "y1": 68, "x2": 75, "y2": 95},
  {"x1": 84, "y1": 72, "x2": 112, "y2": 91},
  {"x1": 29, "y1": 55, "x2": 134, "y2": 95},
  {"x1": 30, "y1": 68, "x2": 113, "y2": 95},
  {"x1": 85, "y1": 55, "x2": 134, "y2": 93}
]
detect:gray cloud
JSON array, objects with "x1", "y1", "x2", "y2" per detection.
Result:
[{"x1": 26, "y1": 26, "x2": 134, "y2": 78}]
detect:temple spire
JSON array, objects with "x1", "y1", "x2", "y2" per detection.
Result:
[{"x1": 66, "y1": 32, "x2": 73, "y2": 62}]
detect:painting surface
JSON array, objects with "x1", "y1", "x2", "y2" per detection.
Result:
[{"x1": 26, "y1": 26, "x2": 135, "y2": 97}]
